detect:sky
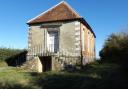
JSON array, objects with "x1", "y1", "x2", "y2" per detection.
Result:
[{"x1": 0, "y1": 0, "x2": 128, "y2": 57}]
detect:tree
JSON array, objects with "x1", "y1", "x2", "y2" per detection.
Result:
[{"x1": 99, "y1": 32, "x2": 128, "y2": 67}]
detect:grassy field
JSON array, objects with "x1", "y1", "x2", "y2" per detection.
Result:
[
  {"x1": 0, "y1": 62, "x2": 127, "y2": 89},
  {"x1": 0, "y1": 61, "x2": 8, "y2": 67}
]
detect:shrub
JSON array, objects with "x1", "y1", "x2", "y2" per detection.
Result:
[
  {"x1": 99, "y1": 32, "x2": 128, "y2": 69},
  {"x1": 0, "y1": 47, "x2": 27, "y2": 66},
  {"x1": 0, "y1": 47, "x2": 22, "y2": 61}
]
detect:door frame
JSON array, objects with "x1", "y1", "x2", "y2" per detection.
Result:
[{"x1": 47, "y1": 29, "x2": 59, "y2": 53}]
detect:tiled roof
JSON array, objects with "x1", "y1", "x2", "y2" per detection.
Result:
[
  {"x1": 27, "y1": 1, "x2": 81, "y2": 24},
  {"x1": 27, "y1": 1, "x2": 96, "y2": 37}
]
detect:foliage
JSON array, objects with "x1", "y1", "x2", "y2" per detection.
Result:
[
  {"x1": 0, "y1": 47, "x2": 27, "y2": 66},
  {"x1": 99, "y1": 32, "x2": 128, "y2": 66},
  {"x1": 5, "y1": 50, "x2": 27, "y2": 66},
  {"x1": 0, "y1": 47, "x2": 22, "y2": 61}
]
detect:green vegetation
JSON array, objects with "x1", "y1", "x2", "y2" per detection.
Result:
[
  {"x1": 0, "y1": 32, "x2": 128, "y2": 89},
  {"x1": 0, "y1": 47, "x2": 27, "y2": 66},
  {"x1": 0, "y1": 61, "x2": 8, "y2": 67},
  {"x1": 100, "y1": 32, "x2": 128, "y2": 70},
  {"x1": 0, "y1": 62, "x2": 127, "y2": 89},
  {"x1": 0, "y1": 47, "x2": 22, "y2": 61},
  {"x1": 0, "y1": 67, "x2": 33, "y2": 89},
  {"x1": 100, "y1": 32, "x2": 128, "y2": 62}
]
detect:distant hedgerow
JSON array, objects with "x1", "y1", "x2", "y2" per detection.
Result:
[{"x1": 0, "y1": 47, "x2": 23, "y2": 61}]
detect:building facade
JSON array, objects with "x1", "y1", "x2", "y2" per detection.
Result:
[{"x1": 27, "y1": 1, "x2": 96, "y2": 72}]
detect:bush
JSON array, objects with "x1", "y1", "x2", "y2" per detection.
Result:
[
  {"x1": 99, "y1": 32, "x2": 128, "y2": 69},
  {"x1": 0, "y1": 47, "x2": 27, "y2": 66},
  {"x1": 0, "y1": 47, "x2": 22, "y2": 61}
]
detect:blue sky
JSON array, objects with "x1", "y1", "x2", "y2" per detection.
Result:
[{"x1": 0, "y1": 0, "x2": 128, "y2": 57}]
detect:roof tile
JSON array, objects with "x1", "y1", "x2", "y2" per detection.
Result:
[{"x1": 27, "y1": 1, "x2": 81, "y2": 24}]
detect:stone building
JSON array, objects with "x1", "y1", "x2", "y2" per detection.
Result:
[{"x1": 27, "y1": 1, "x2": 96, "y2": 72}]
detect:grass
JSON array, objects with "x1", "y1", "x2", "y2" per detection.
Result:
[
  {"x1": 0, "y1": 61, "x2": 8, "y2": 67},
  {"x1": 0, "y1": 67, "x2": 32, "y2": 89},
  {"x1": 0, "y1": 62, "x2": 127, "y2": 89}
]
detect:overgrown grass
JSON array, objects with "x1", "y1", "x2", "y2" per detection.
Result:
[
  {"x1": 0, "y1": 61, "x2": 8, "y2": 67},
  {"x1": 0, "y1": 67, "x2": 31, "y2": 89},
  {"x1": 0, "y1": 62, "x2": 127, "y2": 89}
]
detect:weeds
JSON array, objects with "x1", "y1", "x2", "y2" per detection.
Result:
[{"x1": 0, "y1": 63, "x2": 127, "y2": 89}]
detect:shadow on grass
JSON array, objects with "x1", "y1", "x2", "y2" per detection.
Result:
[
  {"x1": 1, "y1": 63, "x2": 128, "y2": 89},
  {"x1": 30, "y1": 63, "x2": 128, "y2": 89},
  {"x1": 31, "y1": 73, "x2": 99, "y2": 89}
]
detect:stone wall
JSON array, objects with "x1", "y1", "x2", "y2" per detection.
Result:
[
  {"x1": 80, "y1": 23, "x2": 96, "y2": 64},
  {"x1": 60, "y1": 21, "x2": 76, "y2": 53},
  {"x1": 21, "y1": 56, "x2": 42, "y2": 72},
  {"x1": 27, "y1": 21, "x2": 81, "y2": 58},
  {"x1": 28, "y1": 25, "x2": 45, "y2": 56},
  {"x1": 26, "y1": 20, "x2": 95, "y2": 72}
]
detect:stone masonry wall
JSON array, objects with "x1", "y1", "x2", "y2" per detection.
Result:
[
  {"x1": 26, "y1": 20, "x2": 95, "y2": 72},
  {"x1": 81, "y1": 23, "x2": 95, "y2": 64}
]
